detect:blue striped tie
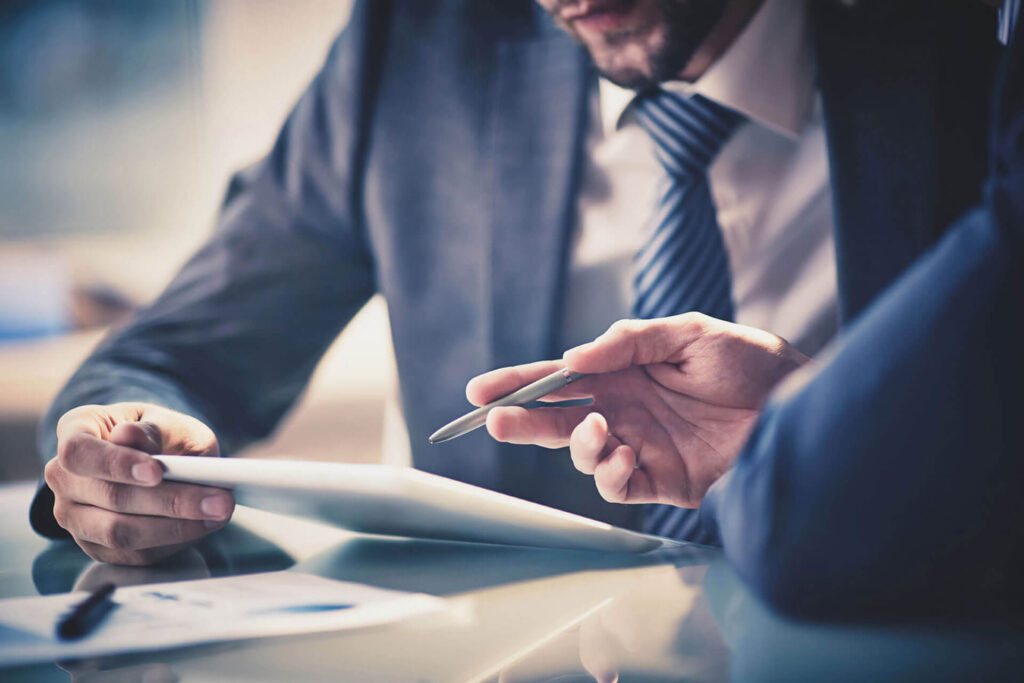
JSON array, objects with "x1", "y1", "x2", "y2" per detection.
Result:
[{"x1": 631, "y1": 90, "x2": 744, "y2": 543}]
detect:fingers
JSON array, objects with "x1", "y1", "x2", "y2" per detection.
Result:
[
  {"x1": 139, "y1": 405, "x2": 220, "y2": 458},
  {"x1": 55, "y1": 501, "x2": 222, "y2": 555},
  {"x1": 563, "y1": 313, "x2": 714, "y2": 374},
  {"x1": 47, "y1": 466, "x2": 233, "y2": 522},
  {"x1": 593, "y1": 446, "x2": 639, "y2": 504},
  {"x1": 466, "y1": 360, "x2": 566, "y2": 406},
  {"x1": 485, "y1": 405, "x2": 594, "y2": 448},
  {"x1": 48, "y1": 402, "x2": 226, "y2": 566},
  {"x1": 566, "y1": 413, "x2": 632, "y2": 502},
  {"x1": 566, "y1": 413, "x2": 659, "y2": 504},
  {"x1": 567, "y1": 413, "x2": 635, "y2": 502},
  {"x1": 56, "y1": 433, "x2": 162, "y2": 486},
  {"x1": 109, "y1": 420, "x2": 164, "y2": 454},
  {"x1": 568, "y1": 413, "x2": 610, "y2": 475}
]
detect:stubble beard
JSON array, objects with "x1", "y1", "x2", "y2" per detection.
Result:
[{"x1": 563, "y1": 0, "x2": 729, "y2": 89}]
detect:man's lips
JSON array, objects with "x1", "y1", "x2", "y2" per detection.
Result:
[{"x1": 561, "y1": 0, "x2": 635, "y2": 31}]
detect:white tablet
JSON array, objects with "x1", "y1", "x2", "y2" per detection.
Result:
[{"x1": 155, "y1": 455, "x2": 663, "y2": 554}]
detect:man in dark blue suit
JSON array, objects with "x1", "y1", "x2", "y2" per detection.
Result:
[
  {"x1": 471, "y1": 13, "x2": 1024, "y2": 620},
  {"x1": 31, "y1": 0, "x2": 1002, "y2": 565}
]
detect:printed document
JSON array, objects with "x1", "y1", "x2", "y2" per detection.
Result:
[{"x1": 0, "y1": 571, "x2": 445, "y2": 665}]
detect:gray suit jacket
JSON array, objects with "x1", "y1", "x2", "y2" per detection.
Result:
[{"x1": 30, "y1": 0, "x2": 999, "y2": 539}]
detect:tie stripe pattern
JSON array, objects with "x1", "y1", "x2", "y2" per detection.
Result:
[{"x1": 630, "y1": 90, "x2": 744, "y2": 542}]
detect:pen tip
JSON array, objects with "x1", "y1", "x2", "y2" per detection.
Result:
[{"x1": 429, "y1": 429, "x2": 455, "y2": 444}]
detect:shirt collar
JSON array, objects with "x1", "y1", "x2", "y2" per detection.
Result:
[{"x1": 599, "y1": 0, "x2": 814, "y2": 140}]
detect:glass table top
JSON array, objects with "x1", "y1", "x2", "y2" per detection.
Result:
[{"x1": 2, "y1": 480, "x2": 1021, "y2": 682}]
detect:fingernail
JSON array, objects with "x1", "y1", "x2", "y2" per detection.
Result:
[
  {"x1": 131, "y1": 463, "x2": 160, "y2": 485},
  {"x1": 203, "y1": 519, "x2": 224, "y2": 530},
  {"x1": 201, "y1": 496, "x2": 230, "y2": 519}
]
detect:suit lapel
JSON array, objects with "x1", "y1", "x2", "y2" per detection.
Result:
[{"x1": 485, "y1": 30, "x2": 592, "y2": 369}]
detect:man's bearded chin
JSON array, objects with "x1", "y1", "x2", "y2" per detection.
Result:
[
  {"x1": 587, "y1": 27, "x2": 679, "y2": 89},
  {"x1": 561, "y1": 0, "x2": 728, "y2": 90}
]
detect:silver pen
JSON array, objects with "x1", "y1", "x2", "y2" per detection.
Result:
[{"x1": 429, "y1": 368, "x2": 587, "y2": 444}]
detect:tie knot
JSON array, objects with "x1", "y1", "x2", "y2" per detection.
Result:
[{"x1": 631, "y1": 90, "x2": 744, "y2": 177}]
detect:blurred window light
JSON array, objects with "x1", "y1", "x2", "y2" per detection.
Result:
[
  {"x1": 0, "y1": 0, "x2": 205, "y2": 241},
  {"x1": 0, "y1": 248, "x2": 70, "y2": 343}
]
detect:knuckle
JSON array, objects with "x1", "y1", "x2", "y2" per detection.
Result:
[
  {"x1": 651, "y1": 316, "x2": 675, "y2": 335},
  {"x1": 608, "y1": 319, "x2": 633, "y2": 338},
  {"x1": 681, "y1": 311, "x2": 711, "y2": 332},
  {"x1": 52, "y1": 501, "x2": 71, "y2": 529},
  {"x1": 56, "y1": 405, "x2": 90, "y2": 432},
  {"x1": 677, "y1": 311, "x2": 699, "y2": 323},
  {"x1": 110, "y1": 401, "x2": 142, "y2": 416},
  {"x1": 103, "y1": 481, "x2": 129, "y2": 511},
  {"x1": 56, "y1": 435, "x2": 80, "y2": 469},
  {"x1": 43, "y1": 459, "x2": 64, "y2": 491},
  {"x1": 98, "y1": 451, "x2": 120, "y2": 480},
  {"x1": 169, "y1": 491, "x2": 189, "y2": 519},
  {"x1": 104, "y1": 519, "x2": 136, "y2": 550}
]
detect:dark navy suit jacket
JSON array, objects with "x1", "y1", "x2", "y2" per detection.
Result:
[
  {"x1": 704, "y1": 25, "x2": 1024, "y2": 621},
  {"x1": 30, "y1": 1, "x2": 1001, "y2": 540}
]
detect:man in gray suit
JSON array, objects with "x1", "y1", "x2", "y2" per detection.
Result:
[{"x1": 31, "y1": 0, "x2": 996, "y2": 564}]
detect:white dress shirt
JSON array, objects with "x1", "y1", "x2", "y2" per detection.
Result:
[{"x1": 562, "y1": 0, "x2": 838, "y2": 356}]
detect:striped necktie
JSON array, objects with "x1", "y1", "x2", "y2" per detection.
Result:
[{"x1": 630, "y1": 89, "x2": 744, "y2": 542}]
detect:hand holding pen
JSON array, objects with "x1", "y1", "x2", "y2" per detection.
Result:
[
  {"x1": 438, "y1": 314, "x2": 810, "y2": 509},
  {"x1": 429, "y1": 368, "x2": 587, "y2": 444}
]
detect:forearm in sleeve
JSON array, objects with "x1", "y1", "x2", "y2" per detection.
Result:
[
  {"x1": 32, "y1": 1, "x2": 389, "y2": 539},
  {"x1": 701, "y1": 199, "x2": 1024, "y2": 621}
]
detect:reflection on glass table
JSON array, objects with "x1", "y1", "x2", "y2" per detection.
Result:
[{"x1": 3, "y1": 481, "x2": 1023, "y2": 682}]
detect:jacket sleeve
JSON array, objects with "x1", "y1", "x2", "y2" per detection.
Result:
[
  {"x1": 701, "y1": 30, "x2": 1024, "y2": 621},
  {"x1": 31, "y1": 0, "x2": 389, "y2": 538}
]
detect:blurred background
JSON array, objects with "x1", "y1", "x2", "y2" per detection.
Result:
[{"x1": 0, "y1": 0, "x2": 398, "y2": 482}]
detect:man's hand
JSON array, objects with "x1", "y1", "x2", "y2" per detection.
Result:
[
  {"x1": 466, "y1": 313, "x2": 810, "y2": 508},
  {"x1": 43, "y1": 402, "x2": 234, "y2": 566}
]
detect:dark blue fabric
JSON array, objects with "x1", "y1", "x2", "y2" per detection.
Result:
[
  {"x1": 29, "y1": 0, "x2": 1000, "y2": 542},
  {"x1": 701, "y1": 25, "x2": 1024, "y2": 621},
  {"x1": 811, "y1": 0, "x2": 998, "y2": 324}
]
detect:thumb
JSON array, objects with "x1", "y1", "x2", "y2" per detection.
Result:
[
  {"x1": 109, "y1": 421, "x2": 163, "y2": 454},
  {"x1": 563, "y1": 314, "x2": 710, "y2": 373}
]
